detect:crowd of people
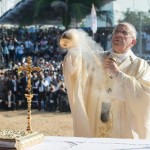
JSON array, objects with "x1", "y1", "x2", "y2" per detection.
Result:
[{"x1": 0, "y1": 26, "x2": 70, "y2": 112}]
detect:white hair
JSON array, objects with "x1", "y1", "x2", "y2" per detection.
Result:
[{"x1": 115, "y1": 22, "x2": 137, "y2": 39}]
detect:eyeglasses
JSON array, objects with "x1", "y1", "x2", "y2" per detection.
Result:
[{"x1": 113, "y1": 29, "x2": 133, "y2": 37}]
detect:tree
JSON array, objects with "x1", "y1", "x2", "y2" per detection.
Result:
[
  {"x1": 34, "y1": 0, "x2": 115, "y2": 29},
  {"x1": 119, "y1": 9, "x2": 150, "y2": 29}
]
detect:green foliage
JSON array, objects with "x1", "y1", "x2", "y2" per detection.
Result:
[
  {"x1": 34, "y1": 0, "x2": 52, "y2": 17},
  {"x1": 119, "y1": 9, "x2": 150, "y2": 27},
  {"x1": 97, "y1": 10, "x2": 113, "y2": 26},
  {"x1": 69, "y1": 3, "x2": 89, "y2": 22},
  {"x1": 32, "y1": 0, "x2": 115, "y2": 28}
]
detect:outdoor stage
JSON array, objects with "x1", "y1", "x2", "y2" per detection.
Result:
[{"x1": 25, "y1": 136, "x2": 150, "y2": 150}]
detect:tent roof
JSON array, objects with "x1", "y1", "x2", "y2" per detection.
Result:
[
  {"x1": 0, "y1": 0, "x2": 62, "y2": 25},
  {"x1": 0, "y1": 0, "x2": 33, "y2": 24},
  {"x1": 0, "y1": 0, "x2": 116, "y2": 26}
]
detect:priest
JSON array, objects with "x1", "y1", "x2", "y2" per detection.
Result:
[{"x1": 59, "y1": 22, "x2": 150, "y2": 139}]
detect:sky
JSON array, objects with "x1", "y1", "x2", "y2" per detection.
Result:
[{"x1": 116, "y1": 0, "x2": 150, "y2": 12}]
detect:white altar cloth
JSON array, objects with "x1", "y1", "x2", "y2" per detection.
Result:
[{"x1": 25, "y1": 136, "x2": 150, "y2": 150}]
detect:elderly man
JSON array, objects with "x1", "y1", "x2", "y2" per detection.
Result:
[{"x1": 60, "y1": 22, "x2": 150, "y2": 139}]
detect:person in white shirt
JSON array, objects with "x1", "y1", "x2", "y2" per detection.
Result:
[
  {"x1": 24, "y1": 38, "x2": 33, "y2": 56},
  {"x1": 60, "y1": 22, "x2": 150, "y2": 139},
  {"x1": 35, "y1": 75, "x2": 49, "y2": 111},
  {"x1": 4, "y1": 90, "x2": 15, "y2": 110},
  {"x1": 16, "y1": 44, "x2": 24, "y2": 62},
  {"x1": 44, "y1": 71, "x2": 52, "y2": 86}
]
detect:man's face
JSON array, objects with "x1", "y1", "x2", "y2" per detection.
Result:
[{"x1": 112, "y1": 24, "x2": 136, "y2": 54}]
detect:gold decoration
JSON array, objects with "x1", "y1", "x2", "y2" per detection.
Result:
[
  {"x1": 59, "y1": 38, "x2": 71, "y2": 49},
  {"x1": 98, "y1": 118, "x2": 113, "y2": 137},
  {"x1": 18, "y1": 56, "x2": 42, "y2": 133},
  {"x1": 109, "y1": 57, "x2": 116, "y2": 63},
  {"x1": 0, "y1": 130, "x2": 44, "y2": 149},
  {"x1": 129, "y1": 55, "x2": 134, "y2": 63},
  {"x1": 96, "y1": 108, "x2": 113, "y2": 137},
  {"x1": 0, "y1": 130, "x2": 26, "y2": 140}
]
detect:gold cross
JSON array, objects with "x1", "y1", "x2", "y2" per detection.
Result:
[
  {"x1": 18, "y1": 57, "x2": 42, "y2": 133},
  {"x1": 18, "y1": 57, "x2": 41, "y2": 93}
]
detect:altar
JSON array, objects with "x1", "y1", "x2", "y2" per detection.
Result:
[{"x1": 25, "y1": 136, "x2": 150, "y2": 150}]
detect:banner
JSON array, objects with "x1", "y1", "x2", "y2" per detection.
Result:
[{"x1": 91, "y1": 4, "x2": 97, "y2": 34}]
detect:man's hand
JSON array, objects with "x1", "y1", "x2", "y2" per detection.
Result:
[{"x1": 103, "y1": 57, "x2": 120, "y2": 77}]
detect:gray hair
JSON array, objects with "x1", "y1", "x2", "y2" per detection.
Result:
[{"x1": 114, "y1": 22, "x2": 137, "y2": 39}]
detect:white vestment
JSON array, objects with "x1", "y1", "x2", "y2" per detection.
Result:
[{"x1": 63, "y1": 47, "x2": 150, "y2": 139}]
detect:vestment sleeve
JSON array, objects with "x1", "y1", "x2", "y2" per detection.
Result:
[
  {"x1": 112, "y1": 62, "x2": 150, "y2": 138},
  {"x1": 112, "y1": 65, "x2": 150, "y2": 101}
]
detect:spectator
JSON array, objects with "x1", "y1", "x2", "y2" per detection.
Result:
[
  {"x1": 2, "y1": 90, "x2": 15, "y2": 110},
  {"x1": 35, "y1": 75, "x2": 49, "y2": 111}
]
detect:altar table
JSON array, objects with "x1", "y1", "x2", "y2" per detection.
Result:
[{"x1": 25, "y1": 136, "x2": 150, "y2": 150}]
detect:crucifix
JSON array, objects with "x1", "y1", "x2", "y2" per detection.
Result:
[{"x1": 18, "y1": 57, "x2": 41, "y2": 133}]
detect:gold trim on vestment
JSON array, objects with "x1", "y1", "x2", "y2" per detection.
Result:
[
  {"x1": 96, "y1": 112, "x2": 113, "y2": 137},
  {"x1": 60, "y1": 38, "x2": 71, "y2": 49}
]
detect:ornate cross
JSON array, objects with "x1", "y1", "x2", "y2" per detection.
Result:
[
  {"x1": 106, "y1": 88, "x2": 112, "y2": 93},
  {"x1": 18, "y1": 57, "x2": 41, "y2": 133}
]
